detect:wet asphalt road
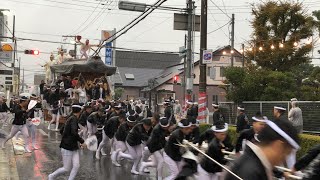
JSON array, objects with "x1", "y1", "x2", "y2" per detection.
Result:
[{"x1": 1, "y1": 123, "x2": 159, "y2": 180}]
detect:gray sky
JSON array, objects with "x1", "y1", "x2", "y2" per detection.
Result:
[{"x1": 1, "y1": 0, "x2": 320, "y2": 84}]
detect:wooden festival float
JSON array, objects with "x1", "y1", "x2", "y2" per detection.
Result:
[{"x1": 46, "y1": 56, "x2": 117, "y2": 123}]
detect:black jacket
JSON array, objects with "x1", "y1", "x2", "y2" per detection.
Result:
[
  {"x1": 295, "y1": 144, "x2": 320, "y2": 171},
  {"x1": 104, "y1": 116, "x2": 121, "y2": 138},
  {"x1": 185, "y1": 126, "x2": 200, "y2": 144},
  {"x1": 60, "y1": 114, "x2": 84, "y2": 151},
  {"x1": 147, "y1": 124, "x2": 167, "y2": 153},
  {"x1": 236, "y1": 113, "x2": 249, "y2": 133},
  {"x1": 164, "y1": 129, "x2": 185, "y2": 161},
  {"x1": 198, "y1": 129, "x2": 233, "y2": 148},
  {"x1": 0, "y1": 102, "x2": 9, "y2": 112},
  {"x1": 201, "y1": 138, "x2": 232, "y2": 174},
  {"x1": 48, "y1": 91, "x2": 60, "y2": 106},
  {"x1": 126, "y1": 123, "x2": 150, "y2": 147},
  {"x1": 115, "y1": 123, "x2": 132, "y2": 142},
  {"x1": 224, "y1": 145, "x2": 269, "y2": 180},
  {"x1": 302, "y1": 153, "x2": 320, "y2": 180},
  {"x1": 12, "y1": 105, "x2": 28, "y2": 125},
  {"x1": 79, "y1": 111, "x2": 91, "y2": 126},
  {"x1": 235, "y1": 128, "x2": 255, "y2": 153},
  {"x1": 87, "y1": 112, "x2": 104, "y2": 125},
  {"x1": 212, "y1": 111, "x2": 225, "y2": 125}
]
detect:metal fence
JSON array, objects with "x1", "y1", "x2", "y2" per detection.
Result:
[{"x1": 219, "y1": 101, "x2": 320, "y2": 133}]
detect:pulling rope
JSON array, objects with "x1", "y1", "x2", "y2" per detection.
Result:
[{"x1": 181, "y1": 140, "x2": 243, "y2": 180}]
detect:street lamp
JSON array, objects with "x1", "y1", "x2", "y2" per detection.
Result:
[{"x1": 118, "y1": 1, "x2": 147, "y2": 12}]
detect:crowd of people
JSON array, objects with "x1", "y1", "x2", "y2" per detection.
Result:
[{"x1": 0, "y1": 86, "x2": 319, "y2": 180}]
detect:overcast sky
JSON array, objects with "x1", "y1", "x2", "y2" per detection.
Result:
[{"x1": 1, "y1": 0, "x2": 320, "y2": 84}]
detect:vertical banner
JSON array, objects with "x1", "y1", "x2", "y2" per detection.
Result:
[
  {"x1": 105, "y1": 42, "x2": 112, "y2": 65},
  {"x1": 198, "y1": 92, "x2": 207, "y2": 123}
]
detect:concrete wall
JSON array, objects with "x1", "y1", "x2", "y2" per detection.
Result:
[{"x1": 117, "y1": 86, "x2": 142, "y2": 100}]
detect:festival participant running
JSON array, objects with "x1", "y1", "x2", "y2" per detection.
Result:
[
  {"x1": 48, "y1": 86, "x2": 60, "y2": 131},
  {"x1": 163, "y1": 118, "x2": 193, "y2": 180},
  {"x1": 235, "y1": 112, "x2": 266, "y2": 155},
  {"x1": 117, "y1": 118, "x2": 152, "y2": 175},
  {"x1": 185, "y1": 117, "x2": 200, "y2": 144},
  {"x1": 197, "y1": 123, "x2": 234, "y2": 180},
  {"x1": 27, "y1": 94, "x2": 40, "y2": 150},
  {"x1": 140, "y1": 117, "x2": 171, "y2": 180},
  {"x1": 224, "y1": 119, "x2": 300, "y2": 180},
  {"x1": 48, "y1": 104, "x2": 87, "y2": 180},
  {"x1": 112, "y1": 115, "x2": 136, "y2": 166},
  {"x1": 86, "y1": 107, "x2": 104, "y2": 137},
  {"x1": 78, "y1": 102, "x2": 92, "y2": 140},
  {"x1": 96, "y1": 112, "x2": 126, "y2": 159},
  {"x1": 1, "y1": 96, "x2": 32, "y2": 153}
]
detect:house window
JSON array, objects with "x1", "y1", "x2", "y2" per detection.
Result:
[
  {"x1": 124, "y1": 73, "x2": 134, "y2": 80},
  {"x1": 207, "y1": 67, "x2": 216, "y2": 79},
  {"x1": 212, "y1": 95, "x2": 218, "y2": 104},
  {"x1": 220, "y1": 67, "x2": 225, "y2": 77}
]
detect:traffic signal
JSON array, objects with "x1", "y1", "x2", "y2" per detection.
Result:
[
  {"x1": 24, "y1": 50, "x2": 40, "y2": 55},
  {"x1": 173, "y1": 75, "x2": 179, "y2": 84}
]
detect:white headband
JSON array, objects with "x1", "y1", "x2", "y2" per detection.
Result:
[
  {"x1": 252, "y1": 116, "x2": 268, "y2": 122},
  {"x1": 265, "y1": 120, "x2": 300, "y2": 149},
  {"x1": 237, "y1": 107, "x2": 245, "y2": 111},
  {"x1": 105, "y1": 106, "x2": 111, "y2": 112},
  {"x1": 126, "y1": 117, "x2": 136, "y2": 123},
  {"x1": 72, "y1": 105, "x2": 83, "y2": 109},
  {"x1": 160, "y1": 117, "x2": 170, "y2": 128},
  {"x1": 274, "y1": 106, "x2": 286, "y2": 111},
  {"x1": 211, "y1": 123, "x2": 228, "y2": 132},
  {"x1": 290, "y1": 98, "x2": 298, "y2": 102},
  {"x1": 178, "y1": 122, "x2": 192, "y2": 128},
  {"x1": 212, "y1": 104, "x2": 219, "y2": 108}
]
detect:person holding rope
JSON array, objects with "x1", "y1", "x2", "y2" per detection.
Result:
[
  {"x1": 163, "y1": 118, "x2": 193, "y2": 180},
  {"x1": 235, "y1": 112, "x2": 267, "y2": 156},
  {"x1": 48, "y1": 104, "x2": 87, "y2": 180},
  {"x1": 197, "y1": 123, "x2": 234, "y2": 180},
  {"x1": 139, "y1": 117, "x2": 171, "y2": 179},
  {"x1": 224, "y1": 118, "x2": 300, "y2": 180}
]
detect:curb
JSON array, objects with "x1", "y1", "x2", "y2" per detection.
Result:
[{"x1": 0, "y1": 139, "x2": 19, "y2": 180}]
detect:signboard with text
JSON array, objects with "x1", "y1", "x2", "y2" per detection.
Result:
[
  {"x1": 0, "y1": 42, "x2": 14, "y2": 63},
  {"x1": 202, "y1": 49, "x2": 213, "y2": 64},
  {"x1": 105, "y1": 42, "x2": 112, "y2": 65}
]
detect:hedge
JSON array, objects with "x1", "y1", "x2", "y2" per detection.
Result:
[{"x1": 199, "y1": 123, "x2": 320, "y2": 159}]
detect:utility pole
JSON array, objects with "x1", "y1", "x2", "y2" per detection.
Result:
[
  {"x1": 185, "y1": 0, "x2": 194, "y2": 101},
  {"x1": 230, "y1": 14, "x2": 235, "y2": 67},
  {"x1": 22, "y1": 68, "x2": 24, "y2": 92},
  {"x1": 17, "y1": 57, "x2": 20, "y2": 94},
  {"x1": 183, "y1": 34, "x2": 187, "y2": 102},
  {"x1": 242, "y1": 43, "x2": 245, "y2": 67},
  {"x1": 199, "y1": 0, "x2": 207, "y2": 93}
]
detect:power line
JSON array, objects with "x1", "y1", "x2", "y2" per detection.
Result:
[
  {"x1": 208, "y1": 0, "x2": 231, "y2": 18},
  {"x1": 93, "y1": 0, "x2": 164, "y2": 55},
  {"x1": 69, "y1": 0, "x2": 104, "y2": 35},
  {"x1": 75, "y1": 0, "x2": 113, "y2": 34}
]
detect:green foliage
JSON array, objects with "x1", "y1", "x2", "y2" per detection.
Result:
[
  {"x1": 297, "y1": 134, "x2": 320, "y2": 158},
  {"x1": 199, "y1": 123, "x2": 320, "y2": 159},
  {"x1": 247, "y1": 1, "x2": 315, "y2": 71},
  {"x1": 113, "y1": 87, "x2": 124, "y2": 100},
  {"x1": 223, "y1": 67, "x2": 298, "y2": 101}
]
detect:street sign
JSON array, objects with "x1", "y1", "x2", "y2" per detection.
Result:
[
  {"x1": 101, "y1": 30, "x2": 115, "y2": 42},
  {"x1": 105, "y1": 42, "x2": 112, "y2": 65},
  {"x1": 173, "y1": 13, "x2": 200, "y2": 32},
  {"x1": 203, "y1": 49, "x2": 213, "y2": 64},
  {"x1": 0, "y1": 42, "x2": 14, "y2": 63},
  {"x1": 179, "y1": 46, "x2": 186, "y2": 57}
]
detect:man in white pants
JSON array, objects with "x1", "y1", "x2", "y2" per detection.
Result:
[{"x1": 2, "y1": 96, "x2": 32, "y2": 153}]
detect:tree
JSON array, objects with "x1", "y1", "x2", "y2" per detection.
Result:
[
  {"x1": 247, "y1": 1, "x2": 315, "y2": 71},
  {"x1": 223, "y1": 67, "x2": 297, "y2": 102},
  {"x1": 113, "y1": 87, "x2": 124, "y2": 100}
]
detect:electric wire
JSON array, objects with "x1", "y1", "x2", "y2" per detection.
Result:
[{"x1": 92, "y1": 0, "x2": 164, "y2": 55}]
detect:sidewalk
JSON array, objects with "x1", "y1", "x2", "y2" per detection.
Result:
[{"x1": 0, "y1": 131, "x2": 19, "y2": 180}]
